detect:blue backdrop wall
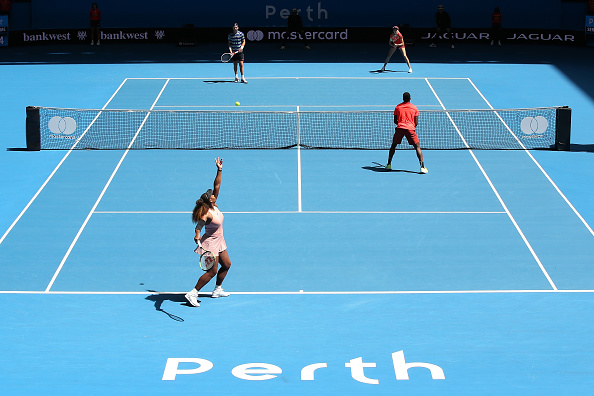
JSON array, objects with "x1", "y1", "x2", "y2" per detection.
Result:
[{"x1": 12, "y1": 0, "x2": 589, "y2": 30}]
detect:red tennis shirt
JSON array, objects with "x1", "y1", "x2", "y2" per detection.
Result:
[
  {"x1": 390, "y1": 31, "x2": 404, "y2": 46},
  {"x1": 394, "y1": 101, "x2": 419, "y2": 131}
]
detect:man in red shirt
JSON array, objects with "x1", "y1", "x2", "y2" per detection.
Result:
[{"x1": 386, "y1": 92, "x2": 427, "y2": 173}]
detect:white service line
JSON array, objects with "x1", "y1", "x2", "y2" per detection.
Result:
[
  {"x1": 2, "y1": 289, "x2": 594, "y2": 295},
  {"x1": 151, "y1": 104, "x2": 439, "y2": 109},
  {"x1": 45, "y1": 79, "x2": 171, "y2": 292},
  {"x1": 93, "y1": 210, "x2": 507, "y2": 214},
  {"x1": 125, "y1": 77, "x2": 471, "y2": 80},
  {"x1": 0, "y1": 79, "x2": 129, "y2": 246},
  {"x1": 425, "y1": 78, "x2": 558, "y2": 291}
]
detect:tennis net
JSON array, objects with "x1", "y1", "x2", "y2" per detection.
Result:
[{"x1": 26, "y1": 106, "x2": 571, "y2": 151}]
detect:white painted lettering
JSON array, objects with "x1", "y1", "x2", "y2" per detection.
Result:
[
  {"x1": 231, "y1": 363, "x2": 282, "y2": 381},
  {"x1": 392, "y1": 351, "x2": 445, "y2": 380},
  {"x1": 162, "y1": 351, "x2": 445, "y2": 382},
  {"x1": 345, "y1": 357, "x2": 378, "y2": 385},
  {"x1": 162, "y1": 358, "x2": 213, "y2": 381},
  {"x1": 301, "y1": 363, "x2": 327, "y2": 380}
]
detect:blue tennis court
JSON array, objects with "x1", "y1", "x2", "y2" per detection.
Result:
[{"x1": 1, "y1": 44, "x2": 594, "y2": 395}]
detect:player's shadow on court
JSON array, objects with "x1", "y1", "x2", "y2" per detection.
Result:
[
  {"x1": 203, "y1": 80, "x2": 239, "y2": 84},
  {"x1": 145, "y1": 293, "x2": 187, "y2": 321},
  {"x1": 369, "y1": 69, "x2": 408, "y2": 74},
  {"x1": 363, "y1": 162, "x2": 422, "y2": 174},
  {"x1": 570, "y1": 143, "x2": 594, "y2": 153},
  {"x1": 145, "y1": 290, "x2": 216, "y2": 319}
]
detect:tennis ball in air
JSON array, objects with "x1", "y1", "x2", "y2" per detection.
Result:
[{"x1": 235, "y1": 101, "x2": 240, "y2": 106}]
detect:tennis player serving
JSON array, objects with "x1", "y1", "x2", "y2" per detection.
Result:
[
  {"x1": 381, "y1": 26, "x2": 412, "y2": 73},
  {"x1": 185, "y1": 158, "x2": 232, "y2": 307},
  {"x1": 386, "y1": 92, "x2": 428, "y2": 174}
]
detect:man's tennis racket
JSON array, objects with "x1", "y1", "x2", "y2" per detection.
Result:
[{"x1": 221, "y1": 52, "x2": 233, "y2": 62}]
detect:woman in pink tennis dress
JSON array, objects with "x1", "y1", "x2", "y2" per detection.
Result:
[
  {"x1": 185, "y1": 157, "x2": 232, "y2": 307},
  {"x1": 381, "y1": 26, "x2": 412, "y2": 73}
]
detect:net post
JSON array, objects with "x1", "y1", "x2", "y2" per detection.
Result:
[
  {"x1": 555, "y1": 106, "x2": 571, "y2": 151},
  {"x1": 26, "y1": 106, "x2": 41, "y2": 151}
]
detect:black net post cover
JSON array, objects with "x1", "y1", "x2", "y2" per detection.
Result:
[{"x1": 26, "y1": 106, "x2": 41, "y2": 151}]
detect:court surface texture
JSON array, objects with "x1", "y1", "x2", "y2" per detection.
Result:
[{"x1": 1, "y1": 42, "x2": 594, "y2": 395}]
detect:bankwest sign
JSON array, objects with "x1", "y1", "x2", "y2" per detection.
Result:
[{"x1": 13, "y1": 28, "x2": 168, "y2": 45}]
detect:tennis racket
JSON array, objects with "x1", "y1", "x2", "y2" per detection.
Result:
[
  {"x1": 221, "y1": 52, "x2": 233, "y2": 62},
  {"x1": 195, "y1": 245, "x2": 217, "y2": 271},
  {"x1": 200, "y1": 250, "x2": 217, "y2": 271}
]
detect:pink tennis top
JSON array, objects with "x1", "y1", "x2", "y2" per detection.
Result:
[{"x1": 199, "y1": 206, "x2": 227, "y2": 254}]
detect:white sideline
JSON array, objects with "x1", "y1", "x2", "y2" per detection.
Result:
[
  {"x1": 425, "y1": 78, "x2": 558, "y2": 291},
  {"x1": 467, "y1": 78, "x2": 594, "y2": 238},
  {"x1": 0, "y1": 79, "x2": 129, "y2": 246},
  {"x1": 45, "y1": 79, "x2": 171, "y2": 292}
]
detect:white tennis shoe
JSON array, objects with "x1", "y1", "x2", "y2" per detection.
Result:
[
  {"x1": 212, "y1": 287, "x2": 230, "y2": 298},
  {"x1": 185, "y1": 291, "x2": 200, "y2": 307}
]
